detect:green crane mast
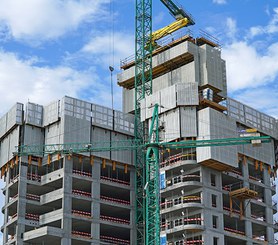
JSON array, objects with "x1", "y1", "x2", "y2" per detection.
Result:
[{"x1": 135, "y1": 0, "x2": 195, "y2": 244}]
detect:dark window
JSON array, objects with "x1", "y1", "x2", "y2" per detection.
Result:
[
  {"x1": 212, "y1": 194, "x2": 217, "y2": 207},
  {"x1": 211, "y1": 173, "x2": 216, "y2": 186},
  {"x1": 212, "y1": 215, "x2": 218, "y2": 228},
  {"x1": 213, "y1": 237, "x2": 218, "y2": 245}
]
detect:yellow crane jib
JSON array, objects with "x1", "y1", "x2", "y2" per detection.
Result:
[{"x1": 151, "y1": 17, "x2": 190, "y2": 46}]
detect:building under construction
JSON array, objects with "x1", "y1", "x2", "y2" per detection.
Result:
[{"x1": 0, "y1": 32, "x2": 278, "y2": 245}]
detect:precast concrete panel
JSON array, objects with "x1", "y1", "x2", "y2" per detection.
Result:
[
  {"x1": 0, "y1": 135, "x2": 9, "y2": 167},
  {"x1": 117, "y1": 67, "x2": 135, "y2": 85},
  {"x1": 92, "y1": 104, "x2": 113, "y2": 130},
  {"x1": 63, "y1": 115, "x2": 91, "y2": 145},
  {"x1": 45, "y1": 121, "x2": 63, "y2": 145},
  {"x1": 8, "y1": 126, "x2": 20, "y2": 161},
  {"x1": 199, "y1": 45, "x2": 225, "y2": 93},
  {"x1": 227, "y1": 98, "x2": 278, "y2": 139},
  {"x1": 62, "y1": 96, "x2": 92, "y2": 122},
  {"x1": 123, "y1": 88, "x2": 134, "y2": 114},
  {"x1": 114, "y1": 111, "x2": 134, "y2": 136},
  {"x1": 180, "y1": 107, "x2": 197, "y2": 137},
  {"x1": 160, "y1": 85, "x2": 176, "y2": 114},
  {"x1": 0, "y1": 113, "x2": 7, "y2": 139},
  {"x1": 0, "y1": 126, "x2": 20, "y2": 167},
  {"x1": 43, "y1": 100, "x2": 60, "y2": 126},
  {"x1": 145, "y1": 92, "x2": 161, "y2": 119},
  {"x1": 91, "y1": 126, "x2": 110, "y2": 159},
  {"x1": 25, "y1": 102, "x2": 43, "y2": 127},
  {"x1": 219, "y1": 59, "x2": 227, "y2": 98},
  {"x1": 238, "y1": 140, "x2": 275, "y2": 166},
  {"x1": 176, "y1": 83, "x2": 199, "y2": 106},
  {"x1": 162, "y1": 108, "x2": 180, "y2": 142},
  {"x1": 0, "y1": 103, "x2": 23, "y2": 139},
  {"x1": 23, "y1": 125, "x2": 44, "y2": 146},
  {"x1": 153, "y1": 72, "x2": 171, "y2": 93},
  {"x1": 179, "y1": 61, "x2": 196, "y2": 84},
  {"x1": 197, "y1": 108, "x2": 238, "y2": 168},
  {"x1": 111, "y1": 132, "x2": 133, "y2": 164}
]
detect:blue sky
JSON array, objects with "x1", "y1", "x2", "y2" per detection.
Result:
[{"x1": 0, "y1": 0, "x2": 277, "y2": 118}]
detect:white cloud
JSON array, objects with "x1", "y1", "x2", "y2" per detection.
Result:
[
  {"x1": 0, "y1": 0, "x2": 109, "y2": 43},
  {"x1": 0, "y1": 50, "x2": 118, "y2": 116},
  {"x1": 226, "y1": 17, "x2": 237, "y2": 40},
  {"x1": 247, "y1": 7, "x2": 278, "y2": 38},
  {"x1": 223, "y1": 41, "x2": 278, "y2": 92},
  {"x1": 80, "y1": 31, "x2": 134, "y2": 69},
  {"x1": 212, "y1": 0, "x2": 227, "y2": 5}
]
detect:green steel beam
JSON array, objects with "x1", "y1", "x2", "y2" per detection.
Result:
[
  {"x1": 14, "y1": 136, "x2": 271, "y2": 156},
  {"x1": 145, "y1": 104, "x2": 160, "y2": 244},
  {"x1": 135, "y1": 0, "x2": 152, "y2": 244}
]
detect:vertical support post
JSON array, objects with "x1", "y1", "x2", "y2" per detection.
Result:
[
  {"x1": 135, "y1": 0, "x2": 153, "y2": 244},
  {"x1": 145, "y1": 104, "x2": 160, "y2": 245}
]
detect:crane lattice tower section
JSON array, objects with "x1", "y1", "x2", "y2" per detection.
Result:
[{"x1": 118, "y1": 33, "x2": 278, "y2": 245}]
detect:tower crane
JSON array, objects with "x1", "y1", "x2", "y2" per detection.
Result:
[
  {"x1": 11, "y1": 1, "x2": 274, "y2": 245},
  {"x1": 134, "y1": 0, "x2": 195, "y2": 244}
]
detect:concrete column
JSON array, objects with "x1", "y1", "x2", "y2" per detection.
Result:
[
  {"x1": 3, "y1": 168, "x2": 11, "y2": 244},
  {"x1": 91, "y1": 158, "x2": 100, "y2": 243},
  {"x1": 130, "y1": 168, "x2": 136, "y2": 245},
  {"x1": 62, "y1": 157, "x2": 72, "y2": 245},
  {"x1": 16, "y1": 162, "x2": 28, "y2": 245}
]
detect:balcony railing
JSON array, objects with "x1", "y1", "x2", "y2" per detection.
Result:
[
  {"x1": 72, "y1": 169, "x2": 92, "y2": 178},
  {"x1": 72, "y1": 210, "x2": 91, "y2": 218},
  {"x1": 100, "y1": 176, "x2": 130, "y2": 186},
  {"x1": 100, "y1": 195, "x2": 130, "y2": 206},
  {"x1": 160, "y1": 153, "x2": 196, "y2": 168},
  {"x1": 100, "y1": 235, "x2": 130, "y2": 245},
  {"x1": 100, "y1": 215, "x2": 130, "y2": 225},
  {"x1": 72, "y1": 189, "x2": 91, "y2": 198},
  {"x1": 72, "y1": 231, "x2": 91, "y2": 239}
]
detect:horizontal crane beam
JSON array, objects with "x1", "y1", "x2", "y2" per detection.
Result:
[{"x1": 14, "y1": 136, "x2": 271, "y2": 157}]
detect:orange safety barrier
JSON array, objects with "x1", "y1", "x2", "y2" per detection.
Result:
[
  {"x1": 100, "y1": 176, "x2": 130, "y2": 186},
  {"x1": 100, "y1": 235, "x2": 130, "y2": 245},
  {"x1": 224, "y1": 227, "x2": 245, "y2": 235},
  {"x1": 100, "y1": 215, "x2": 130, "y2": 225},
  {"x1": 72, "y1": 210, "x2": 91, "y2": 217},
  {"x1": 230, "y1": 169, "x2": 242, "y2": 176},
  {"x1": 25, "y1": 213, "x2": 39, "y2": 221},
  {"x1": 26, "y1": 193, "x2": 40, "y2": 201},
  {"x1": 72, "y1": 169, "x2": 92, "y2": 177},
  {"x1": 72, "y1": 189, "x2": 91, "y2": 197},
  {"x1": 100, "y1": 195, "x2": 130, "y2": 205},
  {"x1": 27, "y1": 173, "x2": 41, "y2": 182},
  {"x1": 72, "y1": 231, "x2": 91, "y2": 239}
]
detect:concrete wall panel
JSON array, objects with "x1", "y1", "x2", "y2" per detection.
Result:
[
  {"x1": 180, "y1": 107, "x2": 197, "y2": 137},
  {"x1": 111, "y1": 132, "x2": 133, "y2": 164},
  {"x1": 43, "y1": 100, "x2": 60, "y2": 126},
  {"x1": 176, "y1": 83, "x2": 199, "y2": 106},
  {"x1": 91, "y1": 126, "x2": 110, "y2": 159},
  {"x1": 197, "y1": 108, "x2": 238, "y2": 167},
  {"x1": 25, "y1": 102, "x2": 43, "y2": 127}
]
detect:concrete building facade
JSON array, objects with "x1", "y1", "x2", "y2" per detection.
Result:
[
  {"x1": 0, "y1": 97, "x2": 136, "y2": 244},
  {"x1": 118, "y1": 33, "x2": 278, "y2": 244}
]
